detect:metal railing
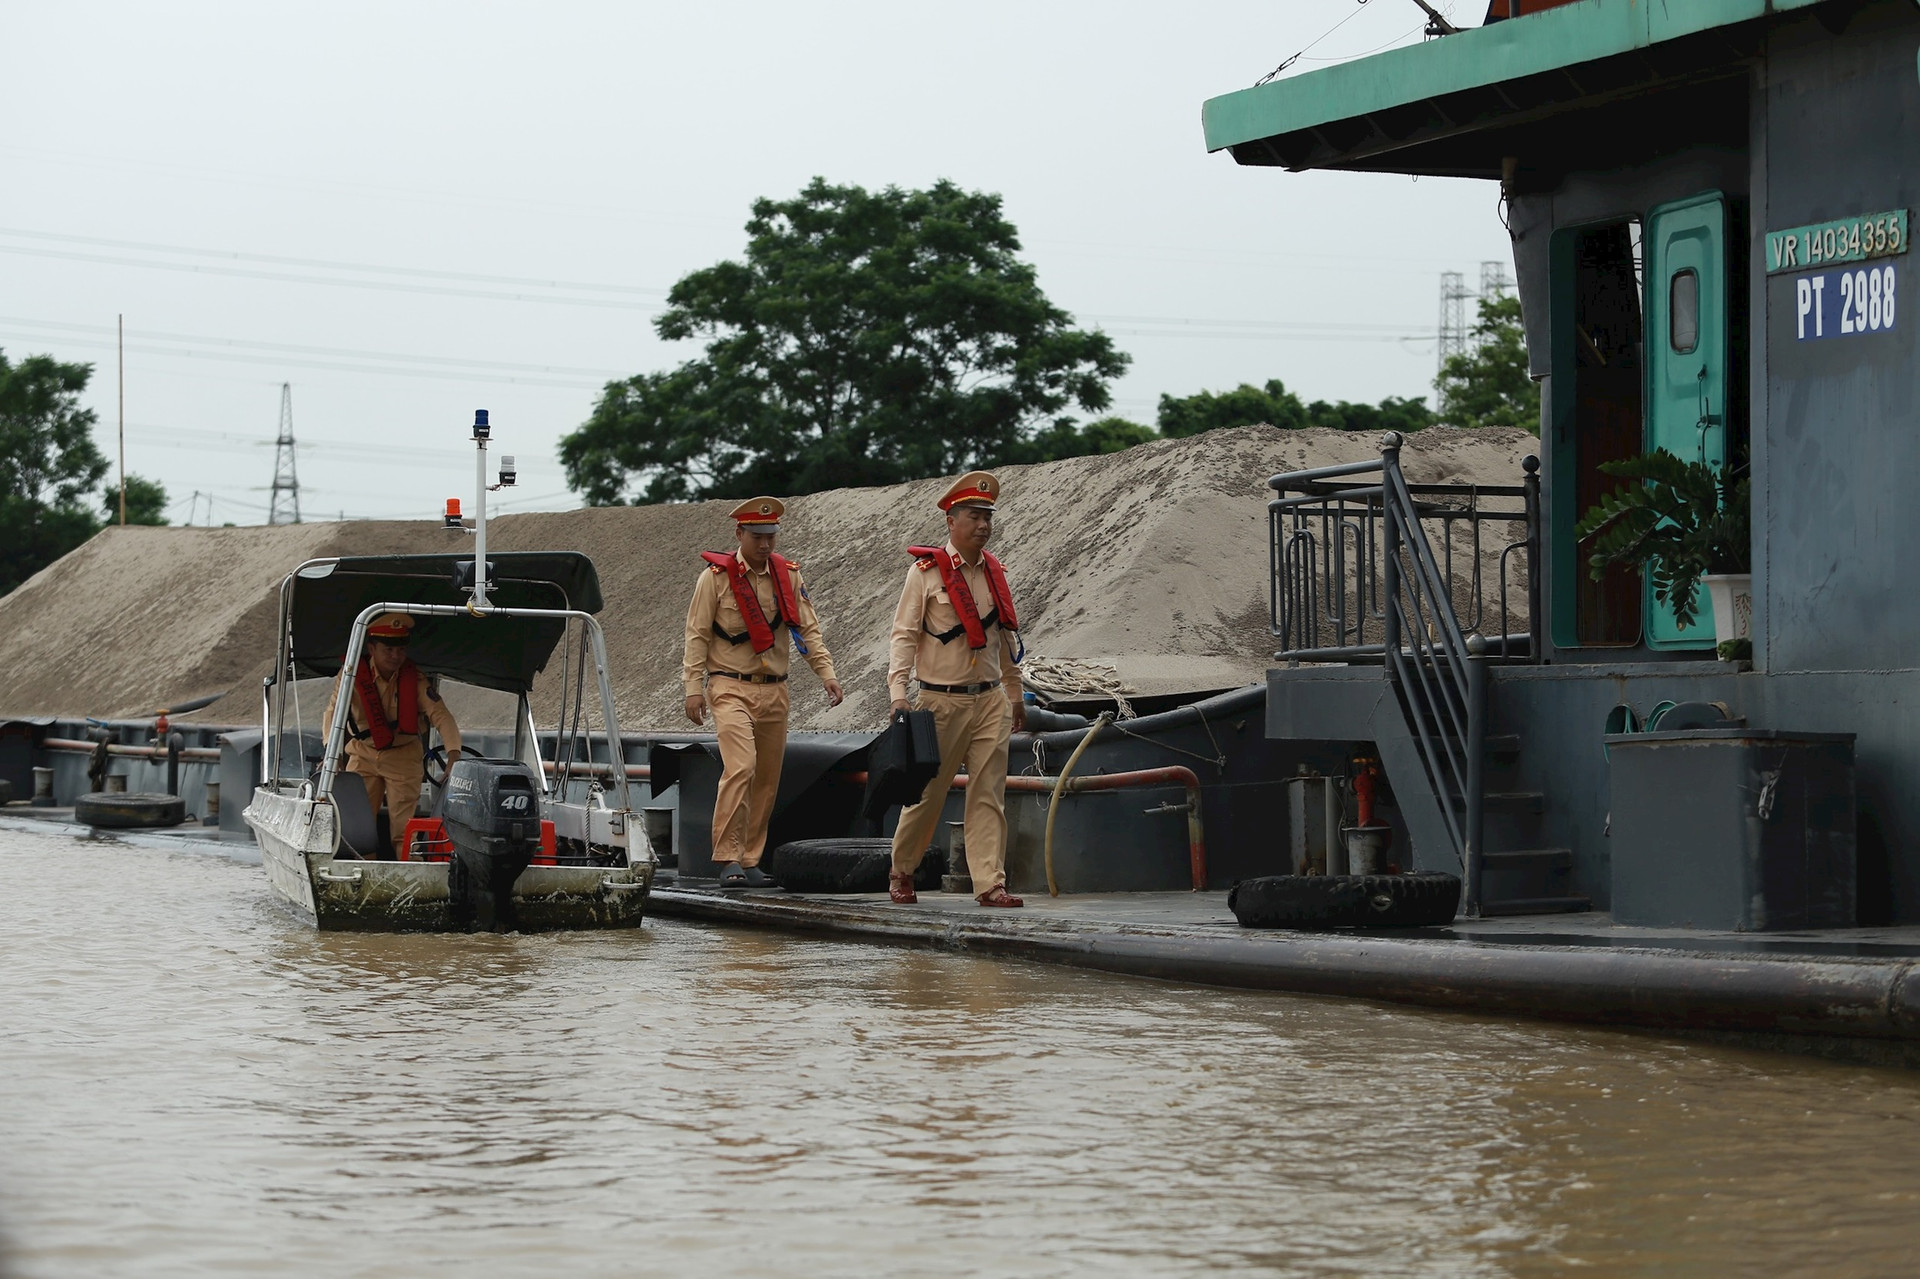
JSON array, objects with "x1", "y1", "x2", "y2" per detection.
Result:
[
  {"x1": 1268, "y1": 440, "x2": 1540, "y2": 666},
  {"x1": 1266, "y1": 432, "x2": 1541, "y2": 914}
]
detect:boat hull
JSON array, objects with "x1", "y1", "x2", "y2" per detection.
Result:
[{"x1": 244, "y1": 785, "x2": 651, "y2": 932}]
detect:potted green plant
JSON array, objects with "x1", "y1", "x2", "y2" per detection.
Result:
[{"x1": 1575, "y1": 450, "x2": 1752, "y2": 659}]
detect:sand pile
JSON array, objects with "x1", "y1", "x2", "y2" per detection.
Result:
[{"x1": 0, "y1": 426, "x2": 1537, "y2": 731}]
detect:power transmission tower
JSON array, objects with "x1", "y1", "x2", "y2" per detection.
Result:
[
  {"x1": 268, "y1": 383, "x2": 301, "y2": 525},
  {"x1": 1479, "y1": 259, "x2": 1512, "y2": 302},
  {"x1": 1437, "y1": 271, "x2": 1471, "y2": 373}
]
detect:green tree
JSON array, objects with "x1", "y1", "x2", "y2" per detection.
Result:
[
  {"x1": 1006, "y1": 414, "x2": 1157, "y2": 464},
  {"x1": 1, "y1": 350, "x2": 107, "y2": 596},
  {"x1": 1435, "y1": 292, "x2": 1539, "y2": 432},
  {"x1": 1156, "y1": 378, "x2": 1305, "y2": 437},
  {"x1": 103, "y1": 473, "x2": 169, "y2": 526},
  {"x1": 561, "y1": 178, "x2": 1130, "y2": 505},
  {"x1": 1303, "y1": 395, "x2": 1434, "y2": 434}
]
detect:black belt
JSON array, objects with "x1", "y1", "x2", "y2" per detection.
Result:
[
  {"x1": 708, "y1": 670, "x2": 788, "y2": 684},
  {"x1": 918, "y1": 680, "x2": 1001, "y2": 695}
]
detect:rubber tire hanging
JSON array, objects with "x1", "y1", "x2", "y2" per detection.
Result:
[
  {"x1": 1228, "y1": 872, "x2": 1462, "y2": 930},
  {"x1": 74, "y1": 791, "x2": 188, "y2": 829},
  {"x1": 766, "y1": 838, "x2": 946, "y2": 894}
]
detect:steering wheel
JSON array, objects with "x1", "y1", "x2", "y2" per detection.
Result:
[{"x1": 423, "y1": 745, "x2": 452, "y2": 788}]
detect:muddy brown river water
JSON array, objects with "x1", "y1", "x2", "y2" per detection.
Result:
[{"x1": 3, "y1": 825, "x2": 1919, "y2": 1277}]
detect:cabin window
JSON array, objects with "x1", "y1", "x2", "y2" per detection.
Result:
[{"x1": 1670, "y1": 269, "x2": 1699, "y2": 353}]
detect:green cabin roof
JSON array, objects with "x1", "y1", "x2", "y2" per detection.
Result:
[{"x1": 1203, "y1": 0, "x2": 1829, "y2": 177}]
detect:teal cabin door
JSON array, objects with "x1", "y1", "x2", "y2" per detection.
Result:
[{"x1": 1643, "y1": 193, "x2": 1728, "y2": 649}]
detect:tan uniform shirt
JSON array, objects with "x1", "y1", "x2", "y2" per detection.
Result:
[
  {"x1": 887, "y1": 542, "x2": 1024, "y2": 703},
  {"x1": 323, "y1": 665, "x2": 462, "y2": 762},
  {"x1": 682, "y1": 553, "x2": 837, "y2": 698}
]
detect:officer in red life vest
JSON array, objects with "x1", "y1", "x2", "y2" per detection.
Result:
[
  {"x1": 885, "y1": 470, "x2": 1027, "y2": 907},
  {"x1": 682, "y1": 496, "x2": 845, "y2": 888},
  {"x1": 321, "y1": 612, "x2": 462, "y2": 858}
]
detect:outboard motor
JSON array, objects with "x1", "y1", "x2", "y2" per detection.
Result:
[{"x1": 439, "y1": 756, "x2": 542, "y2": 932}]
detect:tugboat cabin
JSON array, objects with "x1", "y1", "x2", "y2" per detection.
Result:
[{"x1": 1203, "y1": 0, "x2": 1920, "y2": 924}]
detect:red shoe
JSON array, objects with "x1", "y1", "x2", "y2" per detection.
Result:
[
  {"x1": 889, "y1": 871, "x2": 918, "y2": 904},
  {"x1": 976, "y1": 885, "x2": 1023, "y2": 908}
]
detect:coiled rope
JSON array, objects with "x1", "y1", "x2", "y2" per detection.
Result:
[{"x1": 1020, "y1": 656, "x2": 1138, "y2": 720}]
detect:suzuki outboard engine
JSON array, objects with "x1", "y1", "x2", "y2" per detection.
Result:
[{"x1": 439, "y1": 757, "x2": 542, "y2": 932}]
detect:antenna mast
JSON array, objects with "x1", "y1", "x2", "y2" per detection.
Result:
[
  {"x1": 268, "y1": 383, "x2": 301, "y2": 525},
  {"x1": 1408, "y1": 0, "x2": 1461, "y2": 36}
]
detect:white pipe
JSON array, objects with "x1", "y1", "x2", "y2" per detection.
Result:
[{"x1": 472, "y1": 429, "x2": 490, "y2": 608}]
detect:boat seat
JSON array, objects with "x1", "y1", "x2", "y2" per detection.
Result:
[{"x1": 330, "y1": 770, "x2": 389, "y2": 861}]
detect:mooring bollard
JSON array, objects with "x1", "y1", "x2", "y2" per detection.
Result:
[
  {"x1": 204, "y1": 780, "x2": 221, "y2": 826},
  {"x1": 941, "y1": 820, "x2": 973, "y2": 895},
  {"x1": 31, "y1": 766, "x2": 56, "y2": 807},
  {"x1": 104, "y1": 774, "x2": 127, "y2": 794}
]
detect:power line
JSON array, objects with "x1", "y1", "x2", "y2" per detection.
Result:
[
  {"x1": 0, "y1": 226, "x2": 669, "y2": 298},
  {"x1": 121, "y1": 420, "x2": 467, "y2": 465},
  {"x1": 0, "y1": 242, "x2": 667, "y2": 312},
  {"x1": 0, "y1": 321, "x2": 618, "y2": 390},
  {"x1": 0, "y1": 316, "x2": 629, "y2": 379}
]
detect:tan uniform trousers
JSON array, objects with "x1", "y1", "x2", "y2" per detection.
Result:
[
  {"x1": 709, "y1": 677, "x2": 790, "y2": 868},
  {"x1": 889, "y1": 688, "x2": 1013, "y2": 892},
  {"x1": 346, "y1": 744, "x2": 424, "y2": 859}
]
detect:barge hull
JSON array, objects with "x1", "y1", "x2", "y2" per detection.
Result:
[{"x1": 650, "y1": 887, "x2": 1920, "y2": 1060}]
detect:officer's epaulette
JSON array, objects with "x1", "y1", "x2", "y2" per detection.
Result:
[
  {"x1": 708, "y1": 563, "x2": 724, "y2": 574},
  {"x1": 915, "y1": 557, "x2": 937, "y2": 571}
]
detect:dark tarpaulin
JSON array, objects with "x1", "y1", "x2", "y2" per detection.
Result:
[
  {"x1": 288, "y1": 553, "x2": 604, "y2": 693},
  {"x1": 648, "y1": 732, "x2": 876, "y2": 809}
]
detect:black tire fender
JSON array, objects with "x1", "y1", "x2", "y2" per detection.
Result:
[
  {"x1": 765, "y1": 838, "x2": 946, "y2": 894},
  {"x1": 75, "y1": 791, "x2": 187, "y2": 830},
  {"x1": 1228, "y1": 872, "x2": 1461, "y2": 930}
]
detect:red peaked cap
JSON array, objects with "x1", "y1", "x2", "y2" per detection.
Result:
[{"x1": 938, "y1": 471, "x2": 999, "y2": 512}]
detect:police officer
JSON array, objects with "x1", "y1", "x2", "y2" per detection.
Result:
[
  {"x1": 322, "y1": 612, "x2": 462, "y2": 858},
  {"x1": 885, "y1": 471, "x2": 1026, "y2": 907},
  {"x1": 683, "y1": 497, "x2": 844, "y2": 888}
]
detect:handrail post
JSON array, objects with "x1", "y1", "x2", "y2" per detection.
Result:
[
  {"x1": 1464, "y1": 634, "x2": 1488, "y2": 918},
  {"x1": 1379, "y1": 432, "x2": 1404, "y2": 667},
  {"x1": 1522, "y1": 455, "x2": 1542, "y2": 664}
]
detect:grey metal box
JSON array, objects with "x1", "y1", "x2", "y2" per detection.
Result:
[{"x1": 1605, "y1": 729, "x2": 1856, "y2": 930}]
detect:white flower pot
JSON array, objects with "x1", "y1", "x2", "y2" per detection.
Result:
[{"x1": 1703, "y1": 573, "x2": 1752, "y2": 646}]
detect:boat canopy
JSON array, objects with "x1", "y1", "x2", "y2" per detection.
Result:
[{"x1": 285, "y1": 552, "x2": 605, "y2": 692}]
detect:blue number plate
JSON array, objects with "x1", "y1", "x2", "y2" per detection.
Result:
[{"x1": 1795, "y1": 263, "x2": 1899, "y2": 340}]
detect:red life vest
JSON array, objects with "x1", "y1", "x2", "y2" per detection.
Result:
[
  {"x1": 701, "y1": 551, "x2": 804, "y2": 654},
  {"x1": 351, "y1": 657, "x2": 420, "y2": 750},
  {"x1": 908, "y1": 545, "x2": 1019, "y2": 649}
]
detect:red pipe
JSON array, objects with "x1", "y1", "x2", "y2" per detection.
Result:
[{"x1": 838, "y1": 765, "x2": 1207, "y2": 891}]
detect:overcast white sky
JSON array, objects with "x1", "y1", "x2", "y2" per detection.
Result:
[{"x1": 1, "y1": 0, "x2": 1510, "y2": 524}]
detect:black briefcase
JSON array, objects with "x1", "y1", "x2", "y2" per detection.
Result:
[{"x1": 863, "y1": 709, "x2": 942, "y2": 817}]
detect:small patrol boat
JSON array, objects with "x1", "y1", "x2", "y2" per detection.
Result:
[{"x1": 244, "y1": 411, "x2": 652, "y2": 931}]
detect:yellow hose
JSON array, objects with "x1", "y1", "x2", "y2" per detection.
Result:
[{"x1": 1044, "y1": 712, "x2": 1111, "y2": 897}]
